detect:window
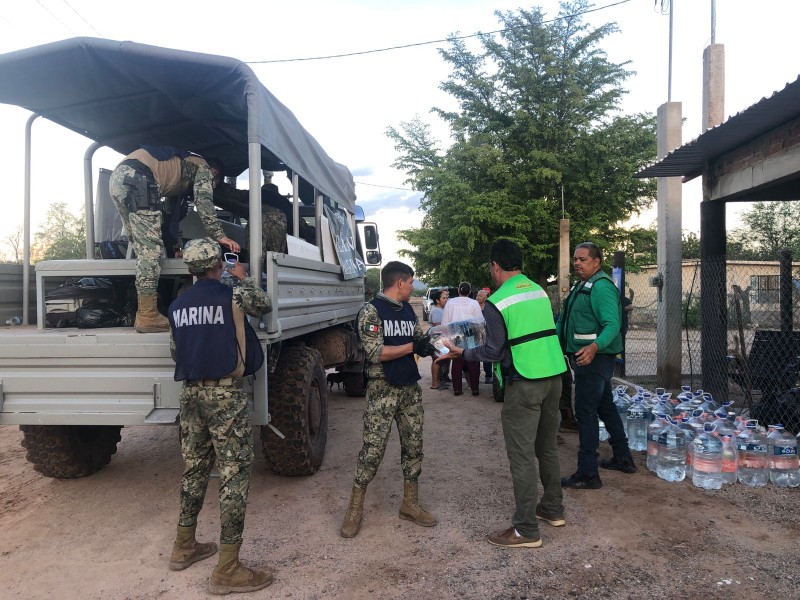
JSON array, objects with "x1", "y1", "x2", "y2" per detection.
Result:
[{"x1": 751, "y1": 274, "x2": 779, "y2": 304}]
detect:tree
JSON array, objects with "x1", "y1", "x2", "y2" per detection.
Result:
[
  {"x1": 364, "y1": 268, "x2": 381, "y2": 300},
  {"x1": 387, "y1": 1, "x2": 657, "y2": 286},
  {"x1": 734, "y1": 201, "x2": 800, "y2": 259},
  {"x1": 3, "y1": 225, "x2": 23, "y2": 263},
  {"x1": 31, "y1": 202, "x2": 86, "y2": 262}
]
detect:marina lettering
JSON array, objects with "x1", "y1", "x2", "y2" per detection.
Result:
[{"x1": 172, "y1": 305, "x2": 225, "y2": 327}]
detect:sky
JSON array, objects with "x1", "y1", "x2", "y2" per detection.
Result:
[{"x1": 0, "y1": 0, "x2": 798, "y2": 269}]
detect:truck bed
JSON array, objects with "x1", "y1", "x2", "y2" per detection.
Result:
[{"x1": 0, "y1": 253, "x2": 364, "y2": 426}]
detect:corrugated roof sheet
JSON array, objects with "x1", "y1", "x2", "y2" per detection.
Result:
[{"x1": 635, "y1": 75, "x2": 800, "y2": 179}]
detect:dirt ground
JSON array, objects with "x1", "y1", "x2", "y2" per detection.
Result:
[{"x1": 2, "y1": 307, "x2": 800, "y2": 598}]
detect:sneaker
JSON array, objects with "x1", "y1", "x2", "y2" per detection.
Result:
[
  {"x1": 454, "y1": 390, "x2": 463, "y2": 396},
  {"x1": 599, "y1": 456, "x2": 638, "y2": 474},
  {"x1": 472, "y1": 390, "x2": 479, "y2": 396},
  {"x1": 535, "y1": 507, "x2": 566, "y2": 527},
  {"x1": 560, "y1": 472, "x2": 603, "y2": 489},
  {"x1": 487, "y1": 526, "x2": 542, "y2": 548}
]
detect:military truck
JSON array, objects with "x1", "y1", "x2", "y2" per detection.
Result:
[{"x1": 0, "y1": 38, "x2": 381, "y2": 478}]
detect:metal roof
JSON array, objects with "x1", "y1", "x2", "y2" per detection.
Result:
[{"x1": 635, "y1": 75, "x2": 800, "y2": 179}]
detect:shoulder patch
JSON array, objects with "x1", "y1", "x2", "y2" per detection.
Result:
[{"x1": 363, "y1": 324, "x2": 380, "y2": 333}]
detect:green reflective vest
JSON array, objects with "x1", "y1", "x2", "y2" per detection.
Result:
[{"x1": 488, "y1": 274, "x2": 566, "y2": 385}]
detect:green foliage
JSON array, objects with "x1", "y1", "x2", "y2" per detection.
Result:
[
  {"x1": 729, "y1": 201, "x2": 800, "y2": 260},
  {"x1": 387, "y1": 1, "x2": 657, "y2": 286},
  {"x1": 32, "y1": 202, "x2": 85, "y2": 262},
  {"x1": 364, "y1": 268, "x2": 381, "y2": 300},
  {"x1": 682, "y1": 293, "x2": 701, "y2": 329}
]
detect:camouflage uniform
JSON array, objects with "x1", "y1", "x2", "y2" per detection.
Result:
[
  {"x1": 353, "y1": 300, "x2": 425, "y2": 487},
  {"x1": 213, "y1": 183, "x2": 289, "y2": 256},
  {"x1": 109, "y1": 151, "x2": 224, "y2": 296},
  {"x1": 170, "y1": 238, "x2": 271, "y2": 545}
]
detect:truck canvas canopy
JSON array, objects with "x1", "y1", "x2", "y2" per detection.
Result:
[{"x1": 0, "y1": 36, "x2": 356, "y2": 213}]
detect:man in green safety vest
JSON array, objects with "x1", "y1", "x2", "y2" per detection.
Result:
[
  {"x1": 441, "y1": 239, "x2": 567, "y2": 548},
  {"x1": 557, "y1": 241, "x2": 636, "y2": 490}
]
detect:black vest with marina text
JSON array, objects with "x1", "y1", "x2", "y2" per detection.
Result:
[
  {"x1": 169, "y1": 279, "x2": 238, "y2": 381},
  {"x1": 370, "y1": 297, "x2": 420, "y2": 386}
]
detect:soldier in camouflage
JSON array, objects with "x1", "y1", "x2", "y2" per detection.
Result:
[
  {"x1": 166, "y1": 237, "x2": 273, "y2": 595},
  {"x1": 109, "y1": 146, "x2": 240, "y2": 333},
  {"x1": 340, "y1": 261, "x2": 439, "y2": 538}
]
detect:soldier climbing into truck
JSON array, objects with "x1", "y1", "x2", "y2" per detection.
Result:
[{"x1": 0, "y1": 37, "x2": 383, "y2": 481}]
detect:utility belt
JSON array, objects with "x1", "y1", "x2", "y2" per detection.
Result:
[
  {"x1": 186, "y1": 377, "x2": 237, "y2": 388},
  {"x1": 120, "y1": 159, "x2": 161, "y2": 212}
]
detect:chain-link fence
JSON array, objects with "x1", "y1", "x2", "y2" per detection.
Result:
[{"x1": 621, "y1": 258, "x2": 800, "y2": 434}]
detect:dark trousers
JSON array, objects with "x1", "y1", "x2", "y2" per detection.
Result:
[
  {"x1": 452, "y1": 356, "x2": 479, "y2": 393},
  {"x1": 483, "y1": 362, "x2": 493, "y2": 379},
  {"x1": 571, "y1": 354, "x2": 631, "y2": 476}
]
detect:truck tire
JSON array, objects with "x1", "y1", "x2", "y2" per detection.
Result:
[
  {"x1": 19, "y1": 424, "x2": 123, "y2": 479},
  {"x1": 261, "y1": 345, "x2": 328, "y2": 476},
  {"x1": 342, "y1": 372, "x2": 366, "y2": 397},
  {"x1": 492, "y1": 377, "x2": 505, "y2": 403}
]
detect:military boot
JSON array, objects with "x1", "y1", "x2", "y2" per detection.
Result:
[
  {"x1": 340, "y1": 484, "x2": 366, "y2": 538},
  {"x1": 208, "y1": 542, "x2": 273, "y2": 595},
  {"x1": 168, "y1": 524, "x2": 218, "y2": 571},
  {"x1": 399, "y1": 480, "x2": 437, "y2": 527},
  {"x1": 135, "y1": 294, "x2": 170, "y2": 333}
]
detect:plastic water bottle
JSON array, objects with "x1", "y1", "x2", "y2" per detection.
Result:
[
  {"x1": 613, "y1": 389, "x2": 632, "y2": 436},
  {"x1": 656, "y1": 417, "x2": 687, "y2": 482},
  {"x1": 647, "y1": 413, "x2": 668, "y2": 472},
  {"x1": 711, "y1": 411, "x2": 737, "y2": 440},
  {"x1": 720, "y1": 435, "x2": 738, "y2": 485},
  {"x1": 677, "y1": 417, "x2": 697, "y2": 476},
  {"x1": 598, "y1": 420, "x2": 609, "y2": 442},
  {"x1": 737, "y1": 420, "x2": 768, "y2": 487},
  {"x1": 692, "y1": 423, "x2": 723, "y2": 490},
  {"x1": 676, "y1": 385, "x2": 692, "y2": 402},
  {"x1": 698, "y1": 393, "x2": 720, "y2": 416},
  {"x1": 652, "y1": 398, "x2": 674, "y2": 419},
  {"x1": 767, "y1": 425, "x2": 800, "y2": 488},
  {"x1": 5, "y1": 316, "x2": 22, "y2": 326},
  {"x1": 626, "y1": 398, "x2": 649, "y2": 451},
  {"x1": 687, "y1": 409, "x2": 707, "y2": 436}
]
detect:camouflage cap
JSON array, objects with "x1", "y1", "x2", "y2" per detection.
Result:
[{"x1": 182, "y1": 237, "x2": 221, "y2": 269}]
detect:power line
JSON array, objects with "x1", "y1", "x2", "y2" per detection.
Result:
[
  {"x1": 61, "y1": 0, "x2": 103, "y2": 37},
  {"x1": 355, "y1": 180, "x2": 417, "y2": 192},
  {"x1": 247, "y1": 0, "x2": 632, "y2": 65},
  {"x1": 35, "y1": 0, "x2": 79, "y2": 36}
]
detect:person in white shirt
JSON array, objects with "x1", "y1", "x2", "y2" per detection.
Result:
[{"x1": 442, "y1": 282, "x2": 485, "y2": 396}]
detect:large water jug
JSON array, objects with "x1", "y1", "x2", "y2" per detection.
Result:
[
  {"x1": 737, "y1": 420, "x2": 768, "y2": 487},
  {"x1": 647, "y1": 414, "x2": 668, "y2": 472},
  {"x1": 711, "y1": 411, "x2": 737, "y2": 440},
  {"x1": 720, "y1": 434, "x2": 738, "y2": 485},
  {"x1": 613, "y1": 389, "x2": 632, "y2": 437},
  {"x1": 692, "y1": 423, "x2": 723, "y2": 490},
  {"x1": 767, "y1": 424, "x2": 800, "y2": 488},
  {"x1": 698, "y1": 393, "x2": 720, "y2": 416},
  {"x1": 656, "y1": 418, "x2": 687, "y2": 482},
  {"x1": 626, "y1": 398, "x2": 649, "y2": 452},
  {"x1": 677, "y1": 417, "x2": 697, "y2": 476}
]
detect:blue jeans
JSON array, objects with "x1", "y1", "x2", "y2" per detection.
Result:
[{"x1": 571, "y1": 354, "x2": 631, "y2": 476}]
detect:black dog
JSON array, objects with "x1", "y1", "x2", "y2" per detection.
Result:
[{"x1": 327, "y1": 372, "x2": 345, "y2": 390}]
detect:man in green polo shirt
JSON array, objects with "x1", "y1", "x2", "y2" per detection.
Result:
[
  {"x1": 557, "y1": 241, "x2": 636, "y2": 491},
  {"x1": 442, "y1": 239, "x2": 567, "y2": 548}
]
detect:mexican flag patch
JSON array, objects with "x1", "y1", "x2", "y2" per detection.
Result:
[{"x1": 364, "y1": 324, "x2": 379, "y2": 333}]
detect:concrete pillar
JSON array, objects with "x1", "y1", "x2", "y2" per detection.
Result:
[
  {"x1": 702, "y1": 45, "x2": 725, "y2": 132},
  {"x1": 656, "y1": 102, "x2": 683, "y2": 389},
  {"x1": 559, "y1": 219, "x2": 570, "y2": 303}
]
